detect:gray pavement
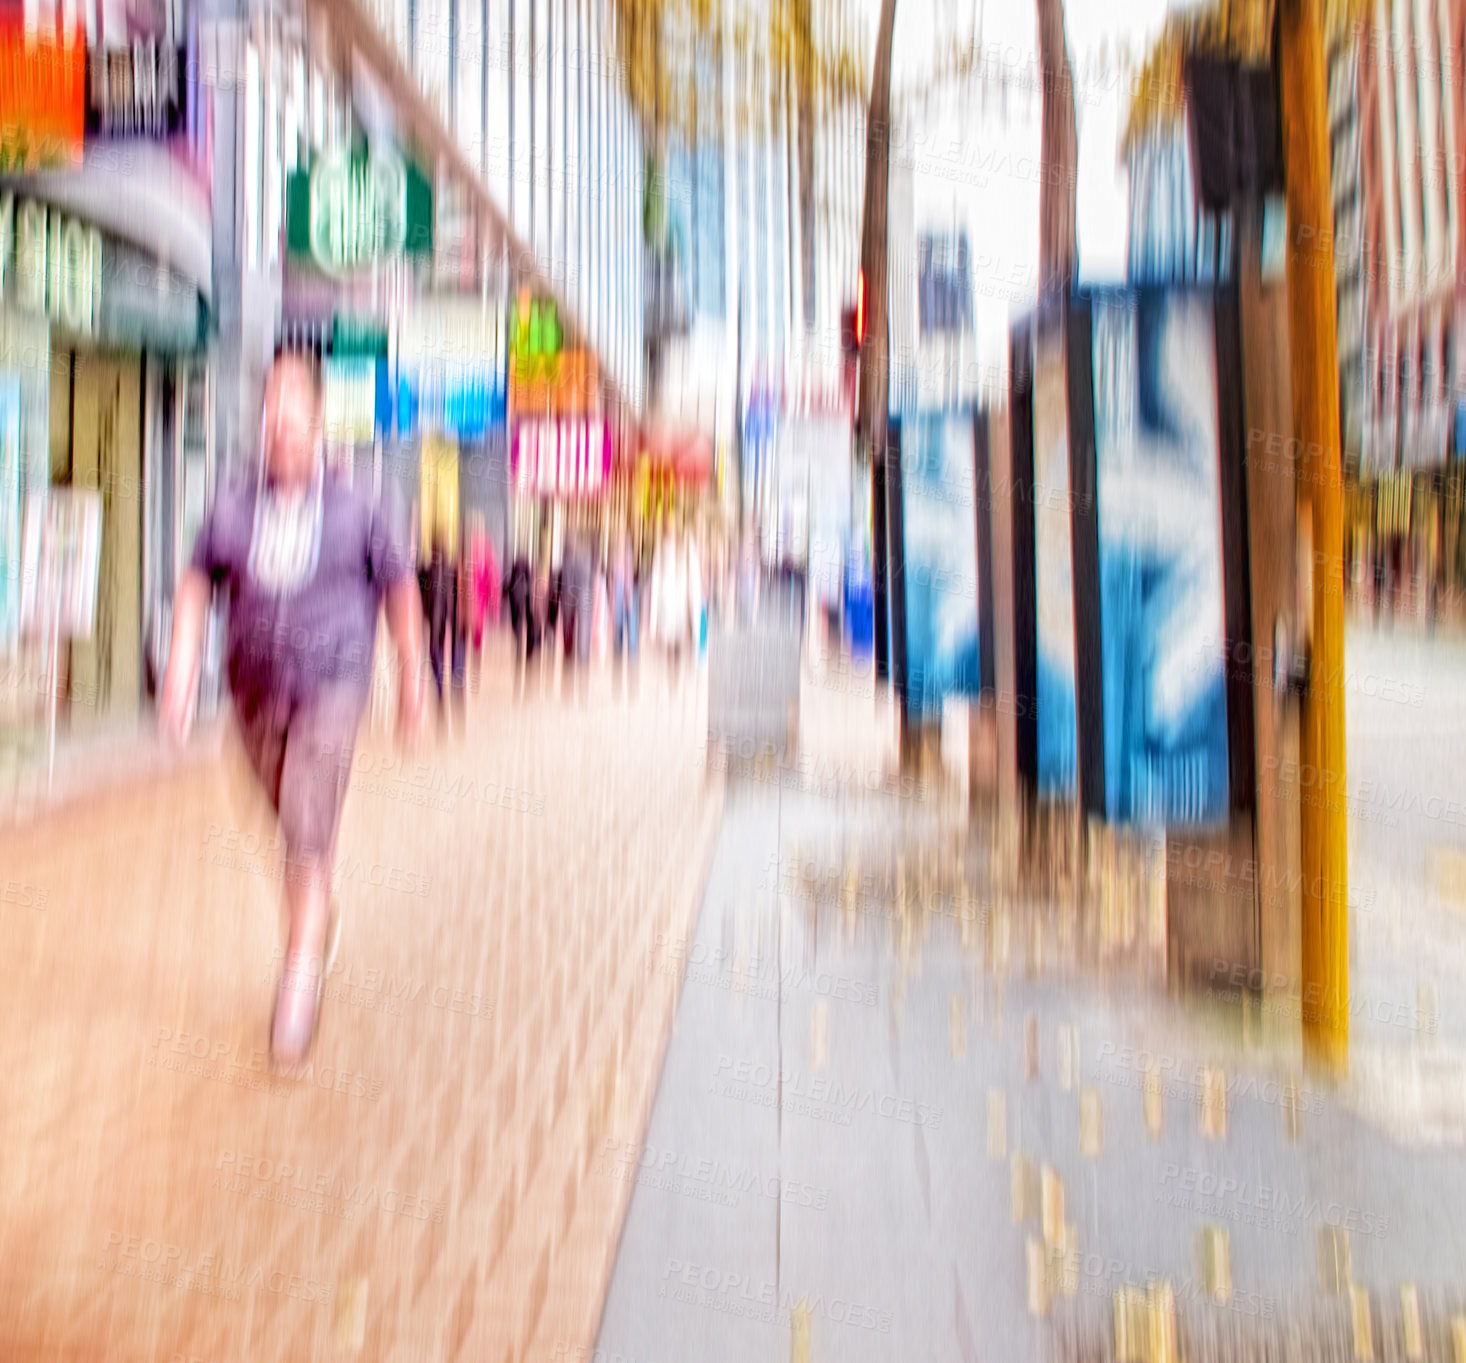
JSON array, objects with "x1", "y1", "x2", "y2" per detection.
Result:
[{"x1": 595, "y1": 623, "x2": 1466, "y2": 1362}]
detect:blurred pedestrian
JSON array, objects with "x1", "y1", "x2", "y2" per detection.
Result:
[
  {"x1": 560, "y1": 528, "x2": 596, "y2": 667},
  {"x1": 426, "y1": 528, "x2": 466, "y2": 729},
  {"x1": 533, "y1": 546, "x2": 554, "y2": 671},
  {"x1": 160, "y1": 349, "x2": 424, "y2": 1067},
  {"x1": 649, "y1": 521, "x2": 701, "y2": 689},
  {"x1": 464, "y1": 513, "x2": 499, "y2": 692},
  {"x1": 611, "y1": 527, "x2": 639, "y2": 662},
  {"x1": 506, "y1": 548, "x2": 535, "y2": 665}
]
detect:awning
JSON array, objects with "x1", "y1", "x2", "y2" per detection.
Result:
[
  {"x1": 1, "y1": 140, "x2": 212, "y2": 301},
  {"x1": 636, "y1": 424, "x2": 713, "y2": 485}
]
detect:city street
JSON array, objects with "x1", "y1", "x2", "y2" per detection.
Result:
[
  {"x1": 595, "y1": 620, "x2": 1466, "y2": 1363},
  {"x1": 3, "y1": 624, "x2": 1466, "y2": 1362}
]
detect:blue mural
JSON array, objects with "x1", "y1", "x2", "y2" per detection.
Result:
[
  {"x1": 902, "y1": 412, "x2": 981, "y2": 722},
  {"x1": 1033, "y1": 322, "x2": 1077, "y2": 797},
  {"x1": 1092, "y1": 290, "x2": 1229, "y2": 826}
]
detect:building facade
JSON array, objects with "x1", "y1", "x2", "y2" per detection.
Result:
[{"x1": 1337, "y1": 0, "x2": 1466, "y2": 472}]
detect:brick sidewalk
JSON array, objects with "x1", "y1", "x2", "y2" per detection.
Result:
[{"x1": 0, "y1": 643, "x2": 722, "y2": 1363}]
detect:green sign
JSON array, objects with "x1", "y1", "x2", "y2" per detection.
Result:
[
  {"x1": 287, "y1": 148, "x2": 432, "y2": 275},
  {"x1": 332, "y1": 314, "x2": 389, "y2": 357},
  {"x1": 510, "y1": 296, "x2": 563, "y2": 363},
  {"x1": 0, "y1": 191, "x2": 102, "y2": 337}
]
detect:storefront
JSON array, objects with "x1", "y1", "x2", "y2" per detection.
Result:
[
  {"x1": 0, "y1": 0, "x2": 221, "y2": 757},
  {"x1": 0, "y1": 173, "x2": 210, "y2": 740},
  {"x1": 506, "y1": 292, "x2": 608, "y2": 562}
]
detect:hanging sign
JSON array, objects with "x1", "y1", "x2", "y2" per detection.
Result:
[
  {"x1": 85, "y1": 39, "x2": 186, "y2": 137},
  {"x1": 0, "y1": 192, "x2": 103, "y2": 337},
  {"x1": 286, "y1": 148, "x2": 433, "y2": 275},
  {"x1": 508, "y1": 349, "x2": 597, "y2": 417},
  {"x1": 0, "y1": 21, "x2": 86, "y2": 171},
  {"x1": 509, "y1": 292, "x2": 564, "y2": 362},
  {"x1": 506, "y1": 290, "x2": 597, "y2": 414},
  {"x1": 512, "y1": 416, "x2": 609, "y2": 499}
]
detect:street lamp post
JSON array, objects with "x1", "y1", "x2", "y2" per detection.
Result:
[{"x1": 1278, "y1": 0, "x2": 1349, "y2": 1076}]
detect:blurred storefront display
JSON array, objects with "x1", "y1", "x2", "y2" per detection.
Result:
[{"x1": 0, "y1": 0, "x2": 214, "y2": 748}]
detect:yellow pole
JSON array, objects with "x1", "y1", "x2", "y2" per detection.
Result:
[{"x1": 1278, "y1": 0, "x2": 1348, "y2": 1074}]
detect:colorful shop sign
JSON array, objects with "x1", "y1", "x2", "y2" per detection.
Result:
[
  {"x1": 506, "y1": 290, "x2": 597, "y2": 415},
  {"x1": 85, "y1": 39, "x2": 186, "y2": 138},
  {"x1": 286, "y1": 148, "x2": 433, "y2": 276},
  {"x1": 332, "y1": 314, "x2": 389, "y2": 357},
  {"x1": 512, "y1": 416, "x2": 610, "y2": 499},
  {"x1": 397, "y1": 369, "x2": 506, "y2": 442},
  {"x1": 0, "y1": 192, "x2": 103, "y2": 338},
  {"x1": 508, "y1": 348, "x2": 597, "y2": 417},
  {"x1": 509, "y1": 292, "x2": 564, "y2": 362},
  {"x1": 0, "y1": 21, "x2": 86, "y2": 171}
]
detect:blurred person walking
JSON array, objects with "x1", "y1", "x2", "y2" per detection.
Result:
[
  {"x1": 533, "y1": 543, "x2": 555, "y2": 683},
  {"x1": 648, "y1": 521, "x2": 702, "y2": 693},
  {"x1": 560, "y1": 528, "x2": 594, "y2": 667},
  {"x1": 160, "y1": 349, "x2": 424, "y2": 1067},
  {"x1": 611, "y1": 527, "x2": 639, "y2": 663},
  {"x1": 465, "y1": 513, "x2": 500, "y2": 692},
  {"x1": 506, "y1": 548, "x2": 536, "y2": 667},
  {"x1": 426, "y1": 529, "x2": 467, "y2": 729}
]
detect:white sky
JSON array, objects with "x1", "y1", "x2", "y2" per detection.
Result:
[{"x1": 858, "y1": 0, "x2": 1174, "y2": 373}]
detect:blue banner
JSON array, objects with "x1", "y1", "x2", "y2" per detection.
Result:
[
  {"x1": 396, "y1": 370, "x2": 506, "y2": 443},
  {"x1": 902, "y1": 411, "x2": 981, "y2": 721},
  {"x1": 1092, "y1": 289, "x2": 1229, "y2": 826}
]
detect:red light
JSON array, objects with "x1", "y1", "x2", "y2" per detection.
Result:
[{"x1": 856, "y1": 272, "x2": 865, "y2": 347}]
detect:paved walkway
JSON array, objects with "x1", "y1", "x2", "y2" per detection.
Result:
[
  {"x1": 0, "y1": 639, "x2": 721, "y2": 1363},
  {"x1": 595, "y1": 622, "x2": 1466, "y2": 1363}
]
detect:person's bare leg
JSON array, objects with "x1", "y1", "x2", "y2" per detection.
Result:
[{"x1": 272, "y1": 851, "x2": 332, "y2": 1063}]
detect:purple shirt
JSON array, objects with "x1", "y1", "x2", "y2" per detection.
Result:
[{"x1": 191, "y1": 474, "x2": 413, "y2": 719}]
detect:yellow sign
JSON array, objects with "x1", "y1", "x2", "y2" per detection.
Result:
[{"x1": 419, "y1": 437, "x2": 459, "y2": 564}]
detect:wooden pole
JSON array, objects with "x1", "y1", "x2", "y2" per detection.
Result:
[{"x1": 1278, "y1": 0, "x2": 1348, "y2": 1074}]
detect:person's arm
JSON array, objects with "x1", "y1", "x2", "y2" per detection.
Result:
[
  {"x1": 159, "y1": 567, "x2": 211, "y2": 744},
  {"x1": 386, "y1": 576, "x2": 424, "y2": 730}
]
